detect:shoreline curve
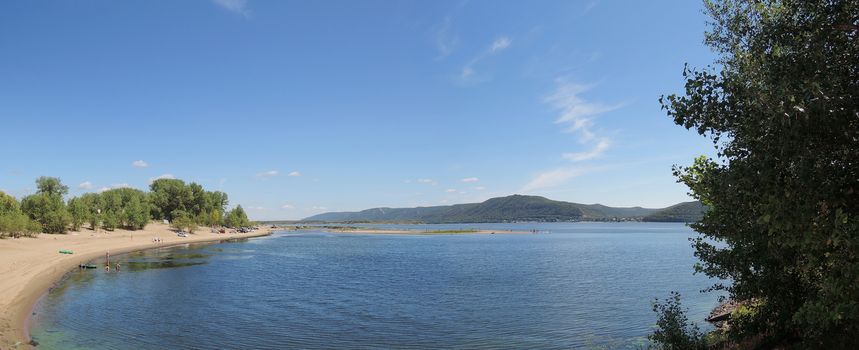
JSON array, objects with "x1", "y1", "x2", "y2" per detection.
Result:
[{"x1": 0, "y1": 223, "x2": 273, "y2": 349}]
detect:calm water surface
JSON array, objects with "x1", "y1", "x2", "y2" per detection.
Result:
[{"x1": 31, "y1": 222, "x2": 721, "y2": 349}]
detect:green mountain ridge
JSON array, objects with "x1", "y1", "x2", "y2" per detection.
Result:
[{"x1": 303, "y1": 195, "x2": 705, "y2": 223}]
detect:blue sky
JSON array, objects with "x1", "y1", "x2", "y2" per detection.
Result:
[{"x1": 0, "y1": 0, "x2": 717, "y2": 220}]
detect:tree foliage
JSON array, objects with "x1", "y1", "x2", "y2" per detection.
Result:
[
  {"x1": 21, "y1": 193, "x2": 69, "y2": 234},
  {"x1": 99, "y1": 188, "x2": 150, "y2": 230},
  {"x1": 224, "y1": 205, "x2": 250, "y2": 228},
  {"x1": 35, "y1": 176, "x2": 69, "y2": 197},
  {"x1": 67, "y1": 197, "x2": 88, "y2": 231},
  {"x1": 149, "y1": 178, "x2": 228, "y2": 225},
  {"x1": 79, "y1": 192, "x2": 103, "y2": 230},
  {"x1": 170, "y1": 210, "x2": 197, "y2": 233},
  {"x1": 661, "y1": 0, "x2": 859, "y2": 346},
  {"x1": 0, "y1": 191, "x2": 40, "y2": 238},
  {"x1": 649, "y1": 292, "x2": 707, "y2": 350},
  {"x1": 2, "y1": 176, "x2": 244, "y2": 235}
]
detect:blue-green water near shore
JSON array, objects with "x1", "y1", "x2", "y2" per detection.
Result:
[{"x1": 30, "y1": 222, "x2": 722, "y2": 349}]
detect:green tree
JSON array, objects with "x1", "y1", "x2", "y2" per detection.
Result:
[
  {"x1": 149, "y1": 178, "x2": 192, "y2": 221},
  {"x1": 79, "y1": 192, "x2": 103, "y2": 230},
  {"x1": 170, "y1": 210, "x2": 196, "y2": 233},
  {"x1": 101, "y1": 211, "x2": 119, "y2": 231},
  {"x1": 660, "y1": 1, "x2": 859, "y2": 347},
  {"x1": 224, "y1": 205, "x2": 249, "y2": 228},
  {"x1": 35, "y1": 176, "x2": 69, "y2": 196},
  {"x1": 21, "y1": 193, "x2": 69, "y2": 234},
  {"x1": 0, "y1": 191, "x2": 19, "y2": 215},
  {"x1": 124, "y1": 194, "x2": 150, "y2": 230},
  {"x1": 67, "y1": 197, "x2": 88, "y2": 231},
  {"x1": 0, "y1": 191, "x2": 40, "y2": 238},
  {"x1": 648, "y1": 292, "x2": 707, "y2": 350},
  {"x1": 100, "y1": 188, "x2": 149, "y2": 230}
]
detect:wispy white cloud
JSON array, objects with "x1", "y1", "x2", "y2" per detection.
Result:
[
  {"x1": 132, "y1": 160, "x2": 148, "y2": 168},
  {"x1": 288, "y1": 171, "x2": 302, "y2": 177},
  {"x1": 460, "y1": 36, "x2": 512, "y2": 82},
  {"x1": 312, "y1": 206, "x2": 327, "y2": 210},
  {"x1": 212, "y1": 0, "x2": 251, "y2": 17},
  {"x1": 256, "y1": 170, "x2": 279, "y2": 178},
  {"x1": 545, "y1": 79, "x2": 622, "y2": 162},
  {"x1": 520, "y1": 80, "x2": 621, "y2": 192},
  {"x1": 562, "y1": 138, "x2": 610, "y2": 162},
  {"x1": 474, "y1": 186, "x2": 486, "y2": 191},
  {"x1": 521, "y1": 167, "x2": 591, "y2": 193},
  {"x1": 415, "y1": 178, "x2": 438, "y2": 186},
  {"x1": 78, "y1": 181, "x2": 94, "y2": 190},
  {"x1": 460, "y1": 177, "x2": 479, "y2": 182},
  {"x1": 490, "y1": 37, "x2": 511, "y2": 52},
  {"x1": 445, "y1": 188, "x2": 457, "y2": 193},
  {"x1": 281, "y1": 204, "x2": 295, "y2": 210},
  {"x1": 434, "y1": 16, "x2": 458, "y2": 58},
  {"x1": 149, "y1": 173, "x2": 175, "y2": 184}
]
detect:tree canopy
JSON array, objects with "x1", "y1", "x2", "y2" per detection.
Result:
[
  {"x1": 224, "y1": 205, "x2": 250, "y2": 228},
  {"x1": 35, "y1": 176, "x2": 68, "y2": 196},
  {"x1": 1, "y1": 176, "x2": 246, "y2": 236},
  {"x1": 0, "y1": 191, "x2": 40, "y2": 238},
  {"x1": 148, "y1": 178, "x2": 229, "y2": 225},
  {"x1": 661, "y1": 0, "x2": 859, "y2": 347}
]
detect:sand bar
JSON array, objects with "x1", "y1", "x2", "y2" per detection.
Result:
[
  {"x1": 322, "y1": 228, "x2": 533, "y2": 235},
  {"x1": 0, "y1": 223, "x2": 272, "y2": 349}
]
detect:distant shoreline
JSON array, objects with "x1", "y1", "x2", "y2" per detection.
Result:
[
  {"x1": 323, "y1": 227, "x2": 533, "y2": 235},
  {"x1": 0, "y1": 223, "x2": 273, "y2": 350}
]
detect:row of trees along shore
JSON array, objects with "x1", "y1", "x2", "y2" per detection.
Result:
[{"x1": 0, "y1": 176, "x2": 250, "y2": 238}]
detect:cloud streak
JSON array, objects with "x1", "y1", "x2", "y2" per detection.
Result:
[
  {"x1": 520, "y1": 80, "x2": 623, "y2": 192},
  {"x1": 212, "y1": 0, "x2": 251, "y2": 17},
  {"x1": 78, "y1": 181, "x2": 94, "y2": 190},
  {"x1": 256, "y1": 170, "x2": 279, "y2": 178},
  {"x1": 562, "y1": 138, "x2": 610, "y2": 162},
  {"x1": 545, "y1": 79, "x2": 621, "y2": 162},
  {"x1": 415, "y1": 178, "x2": 438, "y2": 186},
  {"x1": 520, "y1": 167, "x2": 591, "y2": 193},
  {"x1": 460, "y1": 36, "x2": 512, "y2": 81},
  {"x1": 434, "y1": 16, "x2": 458, "y2": 58},
  {"x1": 132, "y1": 160, "x2": 148, "y2": 168}
]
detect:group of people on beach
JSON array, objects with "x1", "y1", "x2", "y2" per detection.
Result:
[{"x1": 152, "y1": 236, "x2": 163, "y2": 244}]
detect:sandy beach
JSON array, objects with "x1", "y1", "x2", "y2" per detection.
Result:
[{"x1": 0, "y1": 223, "x2": 272, "y2": 349}]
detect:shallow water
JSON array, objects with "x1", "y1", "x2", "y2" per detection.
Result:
[{"x1": 30, "y1": 222, "x2": 721, "y2": 349}]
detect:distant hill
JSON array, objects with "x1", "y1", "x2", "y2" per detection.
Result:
[
  {"x1": 303, "y1": 195, "x2": 698, "y2": 223},
  {"x1": 642, "y1": 201, "x2": 707, "y2": 223}
]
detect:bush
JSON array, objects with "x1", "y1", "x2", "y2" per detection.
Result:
[
  {"x1": 170, "y1": 210, "x2": 196, "y2": 233},
  {"x1": 649, "y1": 292, "x2": 707, "y2": 350},
  {"x1": 20, "y1": 193, "x2": 69, "y2": 234},
  {"x1": 0, "y1": 211, "x2": 41, "y2": 238}
]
